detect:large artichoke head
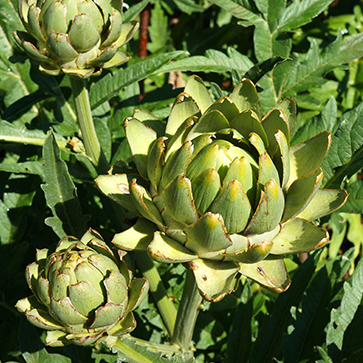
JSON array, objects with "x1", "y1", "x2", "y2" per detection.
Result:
[
  {"x1": 15, "y1": 229, "x2": 149, "y2": 346},
  {"x1": 96, "y1": 76, "x2": 348, "y2": 302},
  {"x1": 13, "y1": 0, "x2": 138, "y2": 78}
]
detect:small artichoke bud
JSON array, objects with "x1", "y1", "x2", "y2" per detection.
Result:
[
  {"x1": 96, "y1": 76, "x2": 348, "y2": 303},
  {"x1": 13, "y1": 0, "x2": 139, "y2": 78},
  {"x1": 15, "y1": 229, "x2": 149, "y2": 346}
]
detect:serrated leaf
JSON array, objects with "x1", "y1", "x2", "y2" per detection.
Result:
[
  {"x1": 338, "y1": 179, "x2": 363, "y2": 214},
  {"x1": 327, "y1": 257, "x2": 363, "y2": 358},
  {"x1": 89, "y1": 51, "x2": 187, "y2": 110},
  {"x1": 321, "y1": 101, "x2": 363, "y2": 188},
  {"x1": 41, "y1": 131, "x2": 89, "y2": 239},
  {"x1": 158, "y1": 48, "x2": 253, "y2": 75},
  {"x1": 147, "y1": 1, "x2": 170, "y2": 53},
  {"x1": 292, "y1": 97, "x2": 337, "y2": 145},
  {"x1": 272, "y1": 32, "x2": 363, "y2": 102},
  {"x1": 209, "y1": 0, "x2": 260, "y2": 26},
  {"x1": 108, "y1": 336, "x2": 180, "y2": 363},
  {"x1": 173, "y1": 0, "x2": 205, "y2": 14}
]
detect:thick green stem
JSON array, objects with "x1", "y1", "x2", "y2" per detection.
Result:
[
  {"x1": 69, "y1": 77, "x2": 109, "y2": 174},
  {"x1": 135, "y1": 252, "x2": 177, "y2": 337},
  {"x1": 171, "y1": 268, "x2": 203, "y2": 353}
]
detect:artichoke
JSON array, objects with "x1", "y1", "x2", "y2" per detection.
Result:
[
  {"x1": 96, "y1": 76, "x2": 347, "y2": 302},
  {"x1": 15, "y1": 229, "x2": 149, "y2": 346},
  {"x1": 13, "y1": 0, "x2": 138, "y2": 78}
]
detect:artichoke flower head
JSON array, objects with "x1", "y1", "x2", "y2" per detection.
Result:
[
  {"x1": 15, "y1": 229, "x2": 149, "y2": 346},
  {"x1": 96, "y1": 76, "x2": 348, "y2": 302},
  {"x1": 13, "y1": 0, "x2": 138, "y2": 78}
]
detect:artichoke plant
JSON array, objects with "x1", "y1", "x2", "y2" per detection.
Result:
[
  {"x1": 96, "y1": 76, "x2": 347, "y2": 302},
  {"x1": 13, "y1": 0, "x2": 138, "y2": 78},
  {"x1": 15, "y1": 229, "x2": 149, "y2": 346}
]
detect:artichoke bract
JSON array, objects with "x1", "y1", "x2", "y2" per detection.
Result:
[
  {"x1": 15, "y1": 229, "x2": 149, "y2": 346},
  {"x1": 96, "y1": 76, "x2": 348, "y2": 302},
  {"x1": 13, "y1": 0, "x2": 138, "y2": 78}
]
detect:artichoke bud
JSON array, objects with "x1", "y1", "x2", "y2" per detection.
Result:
[
  {"x1": 13, "y1": 0, "x2": 138, "y2": 78},
  {"x1": 96, "y1": 76, "x2": 348, "y2": 303},
  {"x1": 15, "y1": 229, "x2": 149, "y2": 347}
]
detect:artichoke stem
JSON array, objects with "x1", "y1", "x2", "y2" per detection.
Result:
[
  {"x1": 70, "y1": 77, "x2": 109, "y2": 174},
  {"x1": 171, "y1": 268, "x2": 203, "y2": 354},
  {"x1": 135, "y1": 252, "x2": 177, "y2": 337}
]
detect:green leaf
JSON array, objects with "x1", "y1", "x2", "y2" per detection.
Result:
[
  {"x1": 158, "y1": 48, "x2": 254, "y2": 75},
  {"x1": 0, "y1": 121, "x2": 67, "y2": 148},
  {"x1": 315, "y1": 346, "x2": 333, "y2": 363},
  {"x1": 338, "y1": 179, "x2": 363, "y2": 214},
  {"x1": 242, "y1": 56, "x2": 285, "y2": 85},
  {"x1": 147, "y1": 1, "x2": 170, "y2": 53},
  {"x1": 89, "y1": 51, "x2": 187, "y2": 110},
  {"x1": 173, "y1": 0, "x2": 205, "y2": 14},
  {"x1": 277, "y1": 0, "x2": 333, "y2": 32},
  {"x1": 292, "y1": 97, "x2": 337, "y2": 145},
  {"x1": 41, "y1": 131, "x2": 90, "y2": 239},
  {"x1": 122, "y1": 0, "x2": 149, "y2": 23},
  {"x1": 253, "y1": 17, "x2": 291, "y2": 63},
  {"x1": 0, "y1": 161, "x2": 43, "y2": 175},
  {"x1": 1, "y1": 92, "x2": 49, "y2": 122},
  {"x1": 272, "y1": 32, "x2": 363, "y2": 102},
  {"x1": 321, "y1": 101, "x2": 363, "y2": 188},
  {"x1": 252, "y1": 252, "x2": 320, "y2": 363},
  {"x1": 330, "y1": 306, "x2": 363, "y2": 363},
  {"x1": 226, "y1": 283, "x2": 253, "y2": 363},
  {"x1": 19, "y1": 317, "x2": 71, "y2": 363},
  {"x1": 0, "y1": 1, "x2": 38, "y2": 124},
  {"x1": 281, "y1": 249, "x2": 354, "y2": 363},
  {"x1": 108, "y1": 336, "x2": 182, "y2": 363},
  {"x1": 0, "y1": 174, "x2": 36, "y2": 245},
  {"x1": 94, "y1": 117, "x2": 112, "y2": 162},
  {"x1": 209, "y1": 0, "x2": 260, "y2": 26},
  {"x1": 327, "y1": 256, "x2": 363, "y2": 356}
]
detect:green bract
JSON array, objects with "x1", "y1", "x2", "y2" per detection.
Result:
[
  {"x1": 13, "y1": 0, "x2": 138, "y2": 78},
  {"x1": 15, "y1": 229, "x2": 149, "y2": 346},
  {"x1": 96, "y1": 76, "x2": 348, "y2": 302}
]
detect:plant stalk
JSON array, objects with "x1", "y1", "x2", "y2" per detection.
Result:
[
  {"x1": 69, "y1": 77, "x2": 109, "y2": 174},
  {"x1": 135, "y1": 252, "x2": 177, "y2": 337},
  {"x1": 171, "y1": 268, "x2": 203, "y2": 353}
]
